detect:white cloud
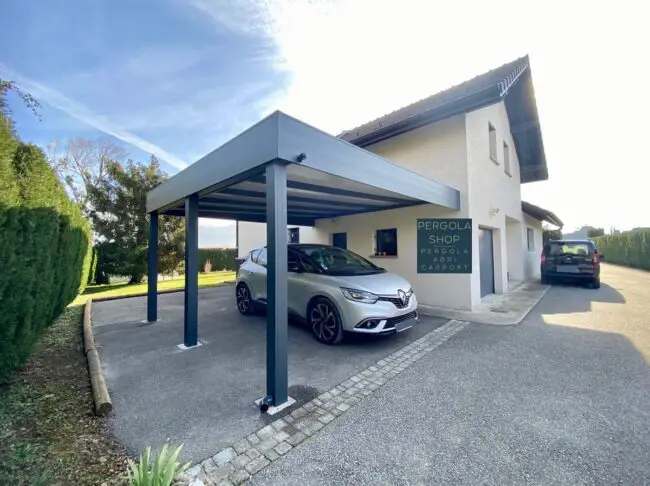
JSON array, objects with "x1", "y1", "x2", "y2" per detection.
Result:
[
  {"x1": 200, "y1": 218, "x2": 235, "y2": 228},
  {"x1": 0, "y1": 63, "x2": 188, "y2": 170}
]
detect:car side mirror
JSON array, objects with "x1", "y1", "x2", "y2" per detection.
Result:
[{"x1": 598, "y1": 254, "x2": 605, "y2": 261}]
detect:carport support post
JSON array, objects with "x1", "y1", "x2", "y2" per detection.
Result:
[
  {"x1": 266, "y1": 162, "x2": 289, "y2": 406},
  {"x1": 147, "y1": 212, "x2": 158, "y2": 322},
  {"x1": 184, "y1": 193, "x2": 199, "y2": 347}
]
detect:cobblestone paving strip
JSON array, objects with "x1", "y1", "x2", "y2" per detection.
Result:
[{"x1": 175, "y1": 319, "x2": 469, "y2": 486}]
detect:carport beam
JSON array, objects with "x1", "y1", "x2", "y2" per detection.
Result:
[
  {"x1": 184, "y1": 194, "x2": 199, "y2": 347},
  {"x1": 147, "y1": 212, "x2": 158, "y2": 322},
  {"x1": 266, "y1": 162, "x2": 289, "y2": 406}
]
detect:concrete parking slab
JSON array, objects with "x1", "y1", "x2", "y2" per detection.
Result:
[{"x1": 92, "y1": 285, "x2": 447, "y2": 463}]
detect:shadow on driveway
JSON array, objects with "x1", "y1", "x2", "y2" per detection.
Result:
[
  {"x1": 253, "y1": 277, "x2": 650, "y2": 485},
  {"x1": 539, "y1": 281, "x2": 625, "y2": 315}
]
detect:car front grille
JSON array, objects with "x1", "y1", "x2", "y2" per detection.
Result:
[
  {"x1": 378, "y1": 290, "x2": 413, "y2": 309},
  {"x1": 383, "y1": 310, "x2": 417, "y2": 330}
]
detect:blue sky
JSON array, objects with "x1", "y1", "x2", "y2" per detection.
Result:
[{"x1": 2, "y1": 0, "x2": 649, "y2": 244}]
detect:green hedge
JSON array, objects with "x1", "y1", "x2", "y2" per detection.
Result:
[
  {"x1": 595, "y1": 230, "x2": 650, "y2": 270},
  {"x1": 0, "y1": 117, "x2": 92, "y2": 379},
  {"x1": 198, "y1": 248, "x2": 237, "y2": 272}
]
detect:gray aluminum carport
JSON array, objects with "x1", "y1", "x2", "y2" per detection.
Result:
[{"x1": 146, "y1": 111, "x2": 460, "y2": 408}]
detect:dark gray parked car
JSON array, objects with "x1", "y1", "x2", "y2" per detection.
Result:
[{"x1": 540, "y1": 239, "x2": 603, "y2": 288}]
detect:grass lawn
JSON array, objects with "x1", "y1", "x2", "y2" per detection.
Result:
[
  {"x1": 0, "y1": 306, "x2": 128, "y2": 486},
  {"x1": 73, "y1": 271, "x2": 236, "y2": 305}
]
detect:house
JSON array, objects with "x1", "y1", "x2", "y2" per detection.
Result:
[{"x1": 236, "y1": 55, "x2": 562, "y2": 311}]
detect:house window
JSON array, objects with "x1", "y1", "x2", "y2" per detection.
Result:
[
  {"x1": 332, "y1": 232, "x2": 347, "y2": 249},
  {"x1": 375, "y1": 228, "x2": 397, "y2": 256},
  {"x1": 489, "y1": 123, "x2": 498, "y2": 162},
  {"x1": 527, "y1": 228, "x2": 535, "y2": 250},
  {"x1": 504, "y1": 141, "x2": 511, "y2": 176},
  {"x1": 288, "y1": 227, "x2": 300, "y2": 243}
]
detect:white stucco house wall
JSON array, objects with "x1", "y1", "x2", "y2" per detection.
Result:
[{"x1": 236, "y1": 56, "x2": 562, "y2": 311}]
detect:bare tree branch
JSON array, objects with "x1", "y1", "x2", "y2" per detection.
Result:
[
  {"x1": 0, "y1": 79, "x2": 42, "y2": 120},
  {"x1": 46, "y1": 137, "x2": 127, "y2": 212}
]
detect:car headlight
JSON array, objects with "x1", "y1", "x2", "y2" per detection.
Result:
[{"x1": 340, "y1": 287, "x2": 378, "y2": 304}]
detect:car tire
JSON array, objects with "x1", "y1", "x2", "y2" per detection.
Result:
[
  {"x1": 236, "y1": 284, "x2": 256, "y2": 315},
  {"x1": 541, "y1": 274, "x2": 551, "y2": 285},
  {"x1": 308, "y1": 298, "x2": 344, "y2": 345},
  {"x1": 591, "y1": 278, "x2": 601, "y2": 289}
]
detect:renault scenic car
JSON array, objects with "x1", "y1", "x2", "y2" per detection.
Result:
[{"x1": 236, "y1": 244, "x2": 418, "y2": 344}]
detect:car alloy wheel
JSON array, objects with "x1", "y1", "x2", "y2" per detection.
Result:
[
  {"x1": 236, "y1": 285, "x2": 253, "y2": 315},
  {"x1": 309, "y1": 298, "x2": 343, "y2": 345}
]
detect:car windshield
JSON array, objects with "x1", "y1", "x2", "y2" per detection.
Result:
[
  {"x1": 548, "y1": 242, "x2": 595, "y2": 256},
  {"x1": 296, "y1": 246, "x2": 385, "y2": 275}
]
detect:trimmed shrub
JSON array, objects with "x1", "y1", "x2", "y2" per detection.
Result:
[
  {"x1": 595, "y1": 231, "x2": 650, "y2": 271},
  {"x1": 0, "y1": 127, "x2": 91, "y2": 379},
  {"x1": 198, "y1": 248, "x2": 237, "y2": 272}
]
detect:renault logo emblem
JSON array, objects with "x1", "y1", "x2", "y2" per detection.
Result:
[{"x1": 398, "y1": 289, "x2": 407, "y2": 305}]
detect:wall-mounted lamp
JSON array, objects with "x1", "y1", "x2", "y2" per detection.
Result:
[{"x1": 490, "y1": 207, "x2": 500, "y2": 216}]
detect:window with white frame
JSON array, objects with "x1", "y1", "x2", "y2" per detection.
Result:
[
  {"x1": 527, "y1": 228, "x2": 535, "y2": 250},
  {"x1": 504, "y1": 141, "x2": 511, "y2": 176},
  {"x1": 489, "y1": 122, "x2": 498, "y2": 162}
]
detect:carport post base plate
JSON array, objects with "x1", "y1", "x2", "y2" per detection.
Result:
[
  {"x1": 176, "y1": 341, "x2": 204, "y2": 351},
  {"x1": 254, "y1": 396, "x2": 296, "y2": 415}
]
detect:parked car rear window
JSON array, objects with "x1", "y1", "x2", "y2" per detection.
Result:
[{"x1": 547, "y1": 242, "x2": 595, "y2": 256}]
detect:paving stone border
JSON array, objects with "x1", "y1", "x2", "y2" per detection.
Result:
[{"x1": 174, "y1": 319, "x2": 469, "y2": 486}]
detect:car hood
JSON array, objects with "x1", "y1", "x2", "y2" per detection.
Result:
[{"x1": 327, "y1": 272, "x2": 412, "y2": 295}]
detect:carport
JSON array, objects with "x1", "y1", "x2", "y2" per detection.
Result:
[{"x1": 146, "y1": 111, "x2": 460, "y2": 408}]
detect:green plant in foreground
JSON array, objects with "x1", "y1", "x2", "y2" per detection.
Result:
[{"x1": 127, "y1": 443, "x2": 190, "y2": 486}]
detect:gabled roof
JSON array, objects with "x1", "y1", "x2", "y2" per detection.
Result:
[
  {"x1": 338, "y1": 55, "x2": 548, "y2": 183},
  {"x1": 522, "y1": 200, "x2": 563, "y2": 228}
]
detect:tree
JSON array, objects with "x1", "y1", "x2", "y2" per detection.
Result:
[
  {"x1": 88, "y1": 156, "x2": 184, "y2": 283},
  {"x1": 0, "y1": 79, "x2": 41, "y2": 122},
  {"x1": 47, "y1": 137, "x2": 127, "y2": 212},
  {"x1": 587, "y1": 226, "x2": 605, "y2": 238},
  {"x1": 542, "y1": 224, "x2": 562, "y2": 245}
]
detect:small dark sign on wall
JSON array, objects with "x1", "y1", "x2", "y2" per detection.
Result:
[{"x1": 417, "y1": 219, "x2": 472, "y2": 273}]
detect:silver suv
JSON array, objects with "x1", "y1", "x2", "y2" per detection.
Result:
[{"x1": 236, "y1": 244, "x2": 418, "y2": 344}]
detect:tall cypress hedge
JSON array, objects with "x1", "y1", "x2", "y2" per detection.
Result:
[
  {"x1": 0, "y1": 115, "x2": 92, "y2": 379},
  {"x1": 595, "y1": 231, "x2": 650, "y2": 271},
  {"x1": 198, "y1": 248, "x2": 237, "y2": 272}
]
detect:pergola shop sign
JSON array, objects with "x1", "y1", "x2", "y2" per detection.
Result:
[{"x1": 417, "y1": 219, "x2": 472, "y2": 273}]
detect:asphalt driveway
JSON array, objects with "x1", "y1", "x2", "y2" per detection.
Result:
[
  {"x1": 92, "y1": 285, "x2": 447, "y2": 463},
  {"x1": 253, "y1": 264, "x2": 650, "y2": 485}
]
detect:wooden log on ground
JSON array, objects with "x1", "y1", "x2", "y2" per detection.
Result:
[
  {"x1": 87, "y1": 349, "x2": 113, "y2": 416},
  {"x1": 83, "y1": 299, "x2": 95, "y2": 354},
  {"x1": 83, "y1": 299, "x2": 112, "y2": 416}
]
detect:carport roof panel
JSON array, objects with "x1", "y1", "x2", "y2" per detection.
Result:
[
  {"x1": 163, "y1": 166, "x2": 431, "y2": 226},
  {"x1": 147, "y1": 111, "x2": 460, "y2": 214}
]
